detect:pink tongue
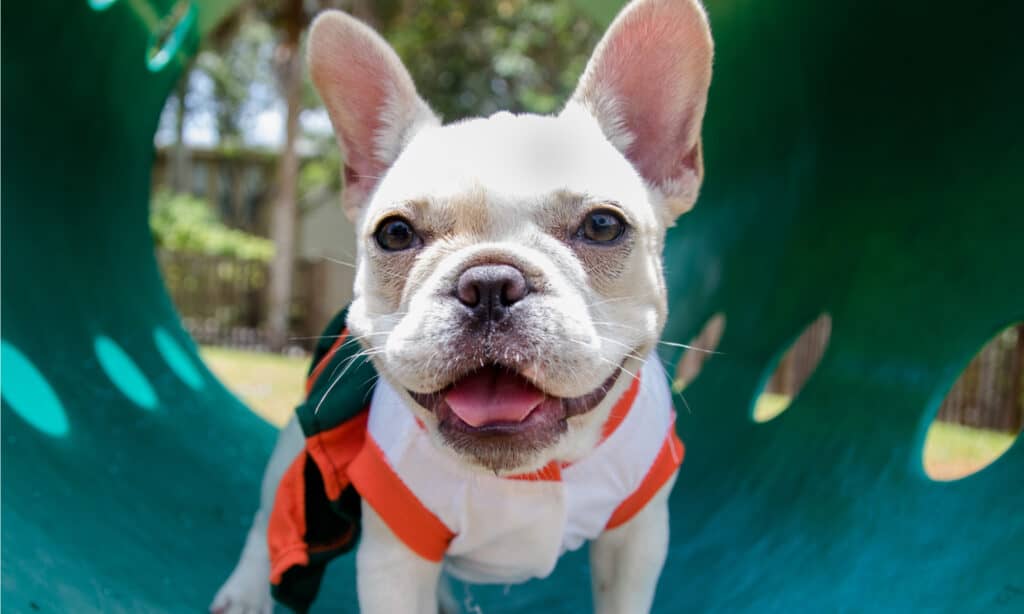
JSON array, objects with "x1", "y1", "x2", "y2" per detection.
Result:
[{"x1": 445, "y1": 368, "x2": 545, "y2": 427}]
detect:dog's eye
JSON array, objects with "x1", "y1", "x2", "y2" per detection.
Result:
[
  {"x1": 374, "y1": 217, "x2": 418, "y2": 251},
  {"x1": 579, "y1": 209, "x2": 626, "y2": 243}
]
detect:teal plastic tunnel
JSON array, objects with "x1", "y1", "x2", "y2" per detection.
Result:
[{"x1": 2, "y1": 0, "x2": 1022, "y2": 612}]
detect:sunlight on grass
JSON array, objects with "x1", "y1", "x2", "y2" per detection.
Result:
[
  {"x1": 200, "y1": 346, "x2": 308, "y2": 427},
  {"x1": 753, "y1": 392, "x2": 792, "y2": 422},
  {"x1": 922, "y1": 421, "x2": 1016, "y2": 481}
]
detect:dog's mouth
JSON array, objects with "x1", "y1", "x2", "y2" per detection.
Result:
[{"x1": 407, "y1": 363, "x2": 622, "y2": 471}]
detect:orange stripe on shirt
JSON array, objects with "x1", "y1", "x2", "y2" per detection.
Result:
[
  {"x1": 268, "y1": 452, "x2": 311, "y2": 585},
  {"x1": 305, "y1": 410, "x2": 369, "y2": 501},
  {"x1": 306, "y1": 329, "x2": 349, "y2": 394},
  {"x1": 604, "y1": 426, "x2": 684, "y2": 530},
  {"x1": 348, "y1": 435, "x2": 455, "y2": 562},
  {"x1": 599, "y1": 375, "x2": 641, "y2": 442},
  {"x1": 508, "y1": 460, "x2": 562, "y2": 482}
]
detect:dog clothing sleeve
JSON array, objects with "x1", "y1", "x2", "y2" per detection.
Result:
[{"x1": 267, "y1": 307, "x2": 376, "y2": 613}]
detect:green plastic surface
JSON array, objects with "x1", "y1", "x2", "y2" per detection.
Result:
[{"x1": 2, "y1": 0, "x2": 1022, "y2": 612}]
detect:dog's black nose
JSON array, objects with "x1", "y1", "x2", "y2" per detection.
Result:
[{"x1": 456, "y1": 264, "x2": 529, "y2": 322}]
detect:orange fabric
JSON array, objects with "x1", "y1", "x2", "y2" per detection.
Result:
[
  {"x1": 508, "y1": 461, "x2": 562, "y2": 481},
  {"x1": 268, "y1": 452, "x2": 311, "y2": 585},
  {"x1": 305, "y1": 410, "x2": 369, "y2": 501},
  {"x1": 600, "y1": 375, "x2": 641, "y2": 442},
  {"x1": 306, "y1": 329, "x2": 349, "y2": 394},
  {"x1": 604, "y1": 427, "x2": 685, "y2": 530},
  {"x1": 348, "y1": 435, "x2": 455, "y2": 562}
]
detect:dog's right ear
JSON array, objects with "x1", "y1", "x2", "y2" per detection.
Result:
[{"x1": 308, "y1": 11, "x2": 440, "y2": 222}]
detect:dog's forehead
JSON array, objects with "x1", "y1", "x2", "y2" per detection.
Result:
[{"x1": 372, "y1": 111, "x2": 649, "y2": 211}]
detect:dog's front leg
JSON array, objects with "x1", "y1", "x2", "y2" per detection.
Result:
[
  {"x1": 590, "y1": 473, "x2": 676, "y2": 614},
  {"x1": 357, "y1": 500, "x2": 443, "y2": 614}
]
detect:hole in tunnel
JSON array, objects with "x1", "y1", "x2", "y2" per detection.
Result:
[
  {"x1": 146, "y1": 0, "x2": 195, "y2": 72},
  {"x1": 154, "y1": 327, "x2": 204, "y2": 391},
  {"x1": 674, "y1": 312, "x2": 726, "y2": 392},
  {"x1": 751, "y1": 313, "x2": 832, "y2": 422},
  {"x1": 87, "y1": 0, "x2": 118, "y2": 11},
  {"x1": 1, "y1": 341, "x2": 70, "y2": 437},
  {"x1": 922, "y1": 322, "x2": 1023, "y2": 481},
  {"x1": 94, "y1": 336, "x2": 159, "y2": 410}
]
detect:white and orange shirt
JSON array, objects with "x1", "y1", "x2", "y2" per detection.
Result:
[{"x1": 347, "y1": 355, "x2": 683, "y2": 584}]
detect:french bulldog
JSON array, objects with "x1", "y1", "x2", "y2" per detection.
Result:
[{"x1": 211, "y1": 1, "x2": 713, "y2": 612}]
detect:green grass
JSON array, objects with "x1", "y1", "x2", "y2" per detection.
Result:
[
  {"x1": 922, "y1": 421, "x2": 1017, "y2": 480},
  {"x1": 200, "y1": 346, "x2": 308, "y2": 426},
  {"x1": 753, "y1": 392, "x2": 792, "y2": 423},
  {"x1": 205, "y1": 347, "x2": 1018, "y2": 479}
]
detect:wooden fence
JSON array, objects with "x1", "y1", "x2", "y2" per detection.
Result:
[
  {"x1": 157, "y1": 250, "x2": 323, "y2": 352},
  {"x1": 936, "y1": 324, "x2": 1024, "y2": 432},
  {"x1": 765, "y1": 314, "x2": 833, "y2": 402}
]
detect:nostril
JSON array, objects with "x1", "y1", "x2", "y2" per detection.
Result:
[
  {"x1": 500, "y1": 272, "x2": 528, "y2": 306},
  {"x1": 456, "y1": 276, "x2": 481, "y2": 307}
]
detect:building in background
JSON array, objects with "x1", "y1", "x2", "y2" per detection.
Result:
[{"x1": 152, "y1": 145, "x2": 355, "y2": 352}]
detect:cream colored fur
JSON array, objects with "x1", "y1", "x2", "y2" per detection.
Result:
[{"x1": 212, "y1": 1, "x2": 712, "y2": 612}]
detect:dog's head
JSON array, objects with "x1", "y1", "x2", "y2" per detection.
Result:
[{"x1": 309, "y1": 0, "x2": 713, "y2": 473}]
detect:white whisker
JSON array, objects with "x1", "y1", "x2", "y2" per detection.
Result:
[
  {"x1": 313, "y1": 347, "x2": 385, "y2": 415},
  {"x1": 657, "y1": 340, "x2": 724, "y2": 355}
]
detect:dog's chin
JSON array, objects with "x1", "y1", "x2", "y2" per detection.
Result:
[{"x1": 408, "y1": 364, "x2": 622, "y2": 474}]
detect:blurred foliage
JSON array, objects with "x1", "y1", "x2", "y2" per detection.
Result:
[
  {"x1": 159, "y1": 1, "x2": 603, "y2": 213},
  {"x1": 298, "y1": 129, "x2": 344, "y2": 205},
  {"x1": 171, "y1": 0, "x2": 601, "y2": 145},
  {"x1": 381, "y1": 0, "x2": 601, "y2": 119},
  {"x1": 186, "y1": 17, "x2": 278, "y2": 146},
  {"x1": 151, "y1": 190, "x2": 275, "y2": 261}
]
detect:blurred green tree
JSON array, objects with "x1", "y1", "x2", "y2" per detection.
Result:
[
  {"x1": 383, "y1": 0, "x2": 600, "y2": 119},
  {"x1": 151, "y1": 190, "x2": 275, "y2": 261}
]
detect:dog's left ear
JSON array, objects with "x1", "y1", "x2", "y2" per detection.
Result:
[{"x1": 567, "y1": 0, "x2": 713, "y2": 221}]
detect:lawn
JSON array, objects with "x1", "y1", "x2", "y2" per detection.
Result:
[
  {"x1": 200, "y1": 346, "x2": 309, "y2": 426},
  {"x1": 202, "y1": 347, "x2": 1017, "y2": 480},
  {"x1": 922, "y1": 421, "x2": 1016, "y2": 481}
]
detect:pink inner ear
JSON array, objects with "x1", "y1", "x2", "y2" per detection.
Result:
[
  {"x1": 327, "y1": 51, "x2": 392, "y2": 189},
  {"x1": 584, "y1": 1, "x2": 711, "y2": 190}
]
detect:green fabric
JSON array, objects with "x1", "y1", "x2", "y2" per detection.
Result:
[
  {"x1": 297, "y1": 307, "x2": 376, "y2": 437},
  {"x1": 2, "y1": 0, "x2": 1021, "y2": 613}
]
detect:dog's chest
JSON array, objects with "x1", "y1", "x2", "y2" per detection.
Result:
[{"x1": 357, "y1": 357, "x2": 679, "y2": 585}]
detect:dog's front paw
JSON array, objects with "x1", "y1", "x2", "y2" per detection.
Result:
[{"x1": 209, "y1": 554, "x2": 273, "y2": 614}]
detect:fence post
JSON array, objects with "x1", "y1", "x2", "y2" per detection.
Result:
[{"x1": 1012, "y1": 324, "x2": 1024, "y2": 432}]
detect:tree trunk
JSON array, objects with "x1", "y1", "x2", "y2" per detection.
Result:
[
  {"x1": 266, "y1": 3, "x2": 304, "y2": 352},
  {"x1": 230, "y1": 162, "x2": 246, "y2": 229},
  {"x1": 170, "y1": 70, "x2": 191, "y2": 193}
]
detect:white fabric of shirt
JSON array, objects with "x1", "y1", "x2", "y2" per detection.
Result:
[{"x1": 365, "y1": 354, "x2": 676, "y2": 584}]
